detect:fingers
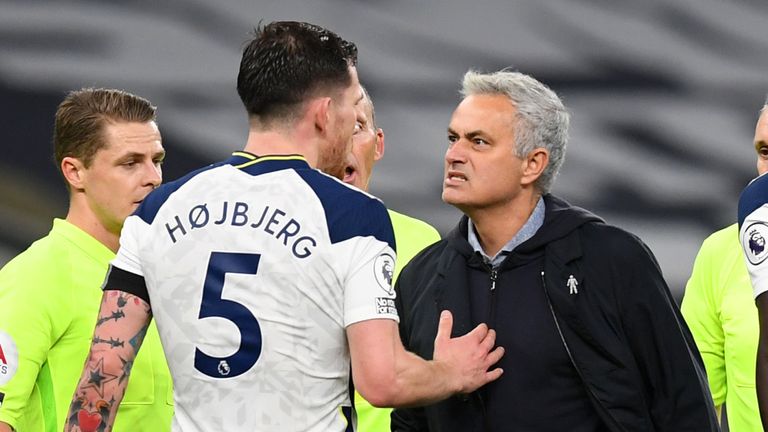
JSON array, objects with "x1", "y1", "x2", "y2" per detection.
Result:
[
  {"x1": 435, "y1": 310, "x2": 454, "y2": 343},
  {"x1": 485, "y1": 346, "x2": 504, "y2": 368},
  {"x1": 485, "y1": 366, "x2": 504, "y2": 383},
  {"x1": 465, "y1": 322, "x2": 489, "y2": 343},
  {"x1": 479, "y1": 328, "x2": 496, "y2": 352}
]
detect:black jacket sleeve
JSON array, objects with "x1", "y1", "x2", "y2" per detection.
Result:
[{"x1": 611, "y1": 229, "x2": 719, "y2": 431}]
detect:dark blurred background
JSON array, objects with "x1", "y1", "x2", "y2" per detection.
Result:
[{"x1": 2, "y1": 0, "x2": 767, "y2": 301}]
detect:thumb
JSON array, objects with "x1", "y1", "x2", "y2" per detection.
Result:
[{"x1": 436, "y1": 310, "x2": 453, "y2": 342}]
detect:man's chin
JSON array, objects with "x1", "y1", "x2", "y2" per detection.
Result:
[{"x1": 442, "y1": 191, "x2": 468, "y2": 208}]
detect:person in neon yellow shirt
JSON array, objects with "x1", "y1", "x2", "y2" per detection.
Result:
[
  {"x1": 342, "y1": 86, "x2": 441, "y2": 431},
  {"x1": 0, "y1": 88, "x2": 173, "y2": 432},
  {"x1": 682, "y1": 100, "x2": 768, "y2": 431}
]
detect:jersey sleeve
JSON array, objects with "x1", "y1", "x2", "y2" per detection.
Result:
[
  {"x1": 0, "y1": 256, "x2": 66, "y2": 429},
  {"x1": 342, "y1": 239, "x2": 399, "y2": 326},
  {"x1": 738, "y1": 174, "x2": 768, "y2": 299},
  {"x1": 336, "y1": 200, "x2": 399, "y2": 327},
  {"x1": 112, "y1": 215, "x2": 147, "y2": 278}
]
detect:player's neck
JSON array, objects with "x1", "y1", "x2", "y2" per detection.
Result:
[
  {"x1": 65, "y1": 198, "x2": 120, "y2": 253},
  {"x1": 243, "y1": 128, "x2": 319, "y2": 167}
]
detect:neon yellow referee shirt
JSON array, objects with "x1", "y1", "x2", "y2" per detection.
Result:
[
  {"x1": 0, "y1": 219, "x2": 173, "y2": 431},
  {"x1": 681, "y1": 223, "x2": 761, "y2": 431}
]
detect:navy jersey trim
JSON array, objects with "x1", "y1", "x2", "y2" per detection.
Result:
[
  {"x1": 229, "y1": 153, "x2": 310, "y2": 176},
  {"x1": 295, "y1": 170, "x2": 396, "y2": 251},
  {"x1": 134, "y1": 153, "x2": 310, "y2": 225},
  {"x1": 134, "y1": 161, "x2": 227, "y2": 224},
  {"x1": 103, "y1": 265, "x2": 150, "y2": 306},
  {"x1": 739, "y1": 173, "x2": 768, "y2": 228}
]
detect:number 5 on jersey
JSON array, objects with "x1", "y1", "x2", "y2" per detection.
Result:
[{"x1": 194, "y1": 251, "x2": 262, "y2": 378}]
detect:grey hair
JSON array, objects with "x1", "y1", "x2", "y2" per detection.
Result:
[
  {"x1": 461, "y1": 70, "x2": 570, "y2": 194},
  {"x1": 762, "y1": 93, "x2": 768, "y2": 114},
  {"x1": 360, "y1": 85, "x2": 376, "y2": 128}
]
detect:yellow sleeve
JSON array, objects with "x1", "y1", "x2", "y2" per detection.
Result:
[
  {"x1": 0, "y1": 255, "x2": 66, "y2": 430},
  {"x1": 681, "y1": 231, "x2": 727, "y2": 406}
]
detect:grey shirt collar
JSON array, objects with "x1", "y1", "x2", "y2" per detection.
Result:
[{"x1": 468, "y1": 197, "x2": 545, "y2": 268}]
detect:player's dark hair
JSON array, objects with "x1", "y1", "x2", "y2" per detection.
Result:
[
  {"x1": 54, "y1": 88, "x2": 156, "y2": 171},
  {"x1": 237, "y1": 21, "x2": 358, "y2": 124}
]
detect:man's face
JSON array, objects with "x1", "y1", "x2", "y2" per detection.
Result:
[
  {"x1": 317, "y1": 66, "x2": 363, "y2": 179},
  {"x1": 80, "y1": 121, "x2": 164, "y2": 235},
  {"x1": 442, "y1": 94, "x2": 527, "y2": 213},
  {"x1": 755, "y1": 110, "x2": 768, "y2": 176},
  {"x1": 342, "y1": 92, "x2": 384, "y2": 191}
]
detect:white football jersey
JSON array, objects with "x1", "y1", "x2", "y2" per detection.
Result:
[
  {"x1": 739, "y1": 172, "x2": 768, "y2": 299},
  {"x1": 112, "y1": 152, "x2": 398, "y2": 432}
]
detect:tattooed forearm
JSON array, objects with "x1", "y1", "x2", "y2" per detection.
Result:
[
  {"x1": 96, "y1": 310, "x2": 125, "y2": 326},
  {"x1": 64, "y1": 290, "x2": 152, "y2": 432},
  {"x1": 92, "y1": 336, "x2": 125, "y2": 349},
  {"x1": 65, "y1": 395, "x2": 114, "y2": 432},
  {"x1": 118, "y1": 356, "x2": 133, "y2": 384},
  {"x1": 128, "y1": 323, "x2": 149, "y2": 351}
]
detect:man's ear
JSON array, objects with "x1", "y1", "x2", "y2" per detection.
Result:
[
  {"x1": 374, "y1": 128, "x2": 385, "y2": 162},
  {"x1": 520, "y1": 148, "x2": 549, "y2": 187},
  {"x1": 312, "y1": 97, "x2": 333, "y2": 135},
  {"x1": 61, "y1": 156, "x2": 86, "y2": 191}
]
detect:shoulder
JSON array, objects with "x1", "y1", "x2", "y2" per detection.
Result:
[
  {"x1": 579, "y1": 222, "x2": 647, "y2": 253},
  {"x1": 739, "y1": 173, "x2": 768, "y2": 227},
  {"x1": 295, "y1": 170, "x2": 394, "y2": 247},
  {"x1": 575, "y1": 222, "x2": 660, "y2": 272},
  {"x1": 388, "y1": 210, "x2": 440, "y2": 238},
  {"x1": 398, "y1": 238, "x2": 450, "y2": 284},
  {"x1": 296, "y1": 168, "x2": 384, "y2": 212},
  {"x1": 135, "y1": 161, "x2": 228, "y2": 224},
  {"x1": 698, "y1": 224, "x2": 739, "y2": 258},
  {"x1": 0, "y1": 233, "x2": 68, "y2": 286},
  {"x1": 387, "y1": 210, "x2": 437, "y2": 233}
]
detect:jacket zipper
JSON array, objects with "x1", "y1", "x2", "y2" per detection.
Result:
[
  {"x1": 540, "y1": 271, "x2": 625, "y2": 432},
  {"x1": 475, "y1": 262, "x2": 497, "y2": 431},
  {"x1": 488, "y1": 267, "x2": 498, "y2": 328}
]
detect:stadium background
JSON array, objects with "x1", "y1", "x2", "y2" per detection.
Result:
[{"x1": 1, "y1": 0, "x2": 767, "y2": 301}]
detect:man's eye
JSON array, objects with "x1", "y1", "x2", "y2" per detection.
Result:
[
  {"x1": 759, "y1": 146, "x2": 768, "y2": 157},
  {"x1": 354, "y1": 121, "x2": 363, "y2": 133},
  {"x1": 474, "y1": 138, "x2": 488, "y2": 146}
]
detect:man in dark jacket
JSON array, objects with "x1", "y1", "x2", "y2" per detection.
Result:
[{"x1": 392, "y1": 70, "x2": 719, "y2": 432}]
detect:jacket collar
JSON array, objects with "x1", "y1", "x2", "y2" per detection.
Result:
[{"x1": 430, "y1": 194, "x2": 594, "y2": 335}]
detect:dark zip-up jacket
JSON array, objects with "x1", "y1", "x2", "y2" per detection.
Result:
[{"x1": 392, "y1": 194, "x2": 719, "y2": 432}]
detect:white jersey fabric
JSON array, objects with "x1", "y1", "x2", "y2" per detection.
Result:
[
  {"x1": 112, "y1": 152, "x2": 398, "y2": 432},
  {"x1": 739, "y1": 172, "x2": 768, "y2": 299}
]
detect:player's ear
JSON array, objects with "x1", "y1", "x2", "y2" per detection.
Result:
[
  {"x1": 520, "y1": 147, "x2": 549, "y2": 187},
  {"x1": 374, "y1": 128, "x2": 385, "y2": 162},
  {"x1": 61, "y1": 156, "x2": 87, "y2": 190},
  {"x1": 311, "y1": 97, "x2": 332, "y2": 135}
]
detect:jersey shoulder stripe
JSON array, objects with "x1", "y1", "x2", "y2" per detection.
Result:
[
  {"x1": 296, "y1": 169, "x2": 396, "y2": 252},
  {"x1": 739, "y1": 173, "x2": 768, "y2": 228},
  {"x1": 134, "y1": 161, "x2": 228, "y2": 224}
]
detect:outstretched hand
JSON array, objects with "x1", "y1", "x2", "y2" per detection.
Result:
[{"x1": 432, "y1": 310, "x2": 504, "y2": 394}]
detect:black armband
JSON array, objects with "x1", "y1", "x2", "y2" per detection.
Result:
[{"x1": 103, "y1": 265, "x2": 151, "y2": 305}]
